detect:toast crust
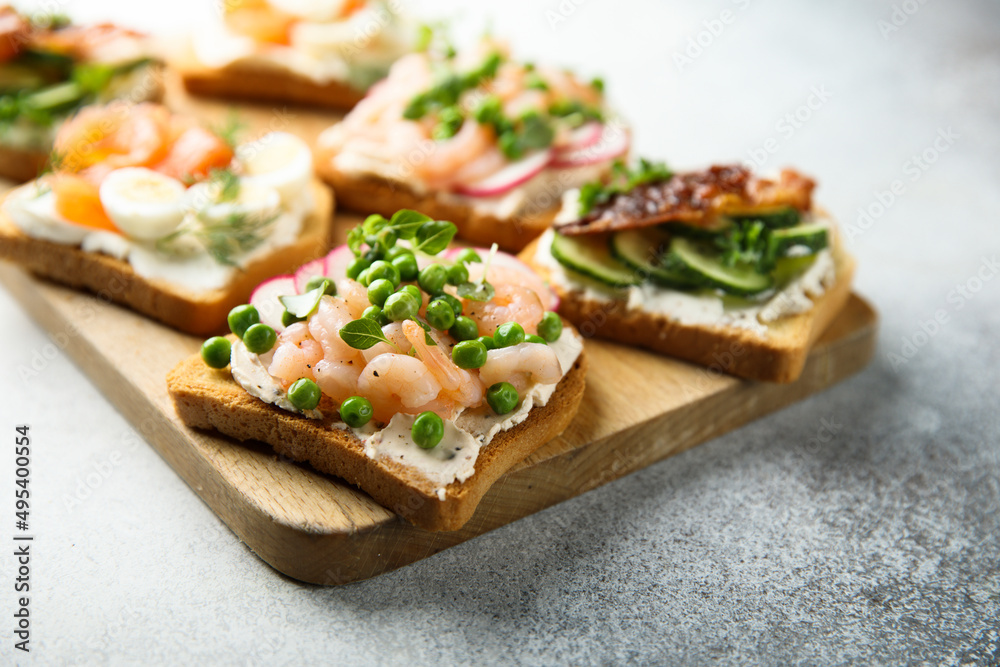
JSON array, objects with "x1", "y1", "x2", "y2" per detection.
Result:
[
  {"x1": 176, "y1": 55, "x2": 366, "y2": 109},
  {"x1": 167, "y1": 343, "x2": 587, "y2": 532},
  {"x1": 314, "y1": 150, "x2": 557, "y2": 252},
  {"x1": 0, "y1": 181, "x2": 335, "y2": 335},
  {"x1": 521, "y1": 234, "x2": 855, "y2": 383}
]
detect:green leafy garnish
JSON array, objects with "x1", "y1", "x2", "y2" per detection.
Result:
[
  {"x1": 414, "y1": 319, "x2": 438, "y2": 346},
  {"x1": 457, "y1": 281, "x2": 495, "y2": 302},
  {"x1": 578, "y1": 158, "x2": 674, "y2": 217},
  {"x1": 402, "y1": 51, "x2": 503, "y2": 121},
  {"x1": 211, "y1": 111, "x2": 244, "y2": 150},
  {"x1": 158, "y1": 208, "x2": 276, "y2": 267},
  {"x1": 72, "y1": 63, "x2": 115, "y2": 94},
  {"x1": 208, "y1": 167, "x2": 241, "y2": 203},
  {"x1": 715, "y1": 220, "x2": 777, "y2": 273},
  {"x1": 432, "y1": 105, "x2": 464, "y2": 140},
  {"x1": 387, "y1": 209, "x2": 431, "y2": 240},
  {"x1": 279, "y1": 285, "x2": 326, "y2": 319},
  {"x1": 413, "y1": 220, "x2": 457, "y2": 254},
  {"x1": 339, "y1": 318, "x2": 395, "y2": 350}
]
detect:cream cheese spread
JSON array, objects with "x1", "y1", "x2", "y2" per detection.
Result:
[{"x1": 229, "y1": 326, "x2": 584, "y2": 499}]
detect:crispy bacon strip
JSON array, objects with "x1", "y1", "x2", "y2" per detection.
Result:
[{"x1": 557, "y1": 164, "x2": 816, "y2": 235}]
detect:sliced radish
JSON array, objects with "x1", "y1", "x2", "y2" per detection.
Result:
[
  {"x1": 250, "y1": 274, "x2": 296, "y2": 332},
  {"x1": 556, "y1": 122, "x2": 603, "y2": 152},
  {"x1": 550, "y1": 124, "x2": 629, "y2": 168},
  {"x1": 324, "y1": 245, "x2": 354, "y2": 280},
  {"x1": 293, "y1": 257, "x2": 326, "y2": 292},
  {"x1": 456, "y1": 149, "x2": 552, "y2": 198}
]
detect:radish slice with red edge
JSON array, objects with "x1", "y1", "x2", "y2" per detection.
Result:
[
  {"x1": 556, "y1": 122, "x2": 603, "y2": 152},
  {"x1": 550, "y1": 124, "x2": 629, "y2": 168},
  {"x1": 324, "y1": 245, "x2": 354, "y2": 281},
  {"x1": 446, "y1": 246, "x2": 559, "y2": 310},
  {"x1": 293, "y1": 257, "x2": 326, "y2": 292},
  {"x1": 456, "y1": 149, "x2": 552, "y2": 198},
  {"x1": 249, "y1": 274, "x2": 296, "y2": 333}
]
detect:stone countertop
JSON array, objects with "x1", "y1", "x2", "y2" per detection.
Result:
[{"x1": 1, "y1": 0, "x2": 998, "y2": 664}]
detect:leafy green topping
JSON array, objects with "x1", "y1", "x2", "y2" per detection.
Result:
[
  {"x1": 279, "y1": 285, "x2": 326, "y2": 319},
  {"x1": 525, "y1": 71, "x2": 549, "y2": 91},
  {"x1": 715, "y1": 220, "x2": 774, "y2": 272},
  {"x1": 431, "y1": 105, "x2": 464, "y2": 140},
  {"x1": 403, "y1": 51, "x2": 503, "y2": 121},
  {"x1": 412, "y1": 220, "x2": 457, "y2": 254},
  {"x1": 456, "y1": 242, "x2": 497, "y2": 302},
  {"x1": 208, "y1": 167, "x2": 241, "y2": 203},
  {"x1": 339, "y1": 317, "x2": 395, "y2": 350},
  {"x1": 578, "y1": 159, "x2": 674, "y2": 217},
  {"x1": 549, "y1": 99, "x2": 605, "y2": 128},
  {"x1": 158, "y1": 207, "x2": 276, "y2": 267},
  {"x1": 211, "y1": 111, "x2": 244, "y2": 150}
]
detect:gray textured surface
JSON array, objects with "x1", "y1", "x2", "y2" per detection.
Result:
[{"x1": 1, "y1": 0, "x2": 999, "y2": 665}]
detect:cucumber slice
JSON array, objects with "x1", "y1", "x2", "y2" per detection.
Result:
[
  {"x1": 23, "y1": 82, "x2": 84, "y2": 111},
  {"x1": 551, "y1": 232, "x2": 640, "y2": 287},
  {"x1": 661, "y1": 221, "x2": 731, "y2": 240},
  {"x1": 668, "y1": 237, "x2": 773, "y2": 296},
  {"x1": 729, "y1": 207, "x2": 801, "y2": 229},
  {"x1": 769, "y1": 223, "x2": 828, "y2": 257},
  {"x1": 611, "y1": 228, "x2": 698, "y2": 289}
]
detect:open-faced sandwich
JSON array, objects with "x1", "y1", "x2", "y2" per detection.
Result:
[
  {"x1": 315, "y1": 36, "x2": 629, "y2": 252},
  {"x1": 175, "y1": 0, "x2": 415, "y2": 109},
  {"x1": 0, "y1": 102, "x2": 333, "y2": 334},
  {"x1": 167, "y1": 211, "x2": 586, "y2": 531},
  {"x1": 523, "y1": 161, "x2": 855, "y2": 383},
  {"x1": 0, "y1": 7, "x2": 164, "y2": 182}
]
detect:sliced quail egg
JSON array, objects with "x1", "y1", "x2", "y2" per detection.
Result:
[
  {"x1": 98, "y1": 168, "x2": 187, "y2": 241},
  {"x1": 236, "y1": 131, "x2": 312, "y2": 207}
]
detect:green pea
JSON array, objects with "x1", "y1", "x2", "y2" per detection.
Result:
[
  {"x1": 304, "y1": 276, "x2": 336, "y2": 296},
  {"x1": 493, "y1": 322, "x2": 525, "y2": 348},
  {"x1": 452, "y1": 340, "x2": 487, "y2": 369},
  {"x1": 418, "y1": 263, "x2": 448, "y2": 295},
  {"x1": 288, "y1": 378, "x2": 321, "y2": 411},
  {"x1": 346, "y1": 257, "x2": 371, "y2": 281},
  {"x1": 385, "y1": 245, "x2": 413, "y2": 261},
  {"x1": 432, "y1": 293, "x2": 463, "y2": 317},
  {"x1": 363, "y1": 247, "x2": 383, "y2": 264},
  {"x1": 455, "y1": 248, "x2": 481, "y2": 265},
  {"x1": 227, "y1": 304, "x2": 259, "y2": 339},
  {"x1": 243, "y1": 323, "x2": 277, "y2": 354},
  {"x1": 383, "y1": 291, "x2": 420, "y2": 322},
  {"x1": 537, "y1": 311, "x2": 563, "y2": 342},
  {"x1": 399, "y1": 284, "x2": 422, "y2": 302},
  {"x1": 447, "y1": 263, "x2": 469, "y2": 285},
  {"x1": 525, "y1": 334, "x2": 547, "y2": 345},
  {"x1": 281, "y1": 310, "x2": 305, "y2": 327},
  {"x1": 356, "y1": 268, "x2": 371, "y2": 286},
  {"x1": 411, "y1": 411, "x2": 444, "y2": 449},
  {"x1": 367, "y1": 278, "x2": 395, "y2": 307},
  {"x1": 487, "y1": 382, "x2": 519, "y2": 415},
  {"x1": 367, "y1": 260, "x2": 400, "y2": 287},
  {"x1": 340, "y1": 396, "x2": 373, "y2": 428},
  {"x1": 476, "y1": 335, "x2": 496, "y2": 350},
  {"x1": 200, "y1": 336, "x2": 231, "y2": 369},
  {"x1": 425, "y1": 299, "x2": 456, "y2": 330},
  {"x1": 362, "y1": 305, "x2": 390, "y2": 326},
  {"x1": 449, "y1": 315, "x2": 479, "y2": 341},
  {"x1": 391, "y1": 253, "x2": 419, "y2": 282}
]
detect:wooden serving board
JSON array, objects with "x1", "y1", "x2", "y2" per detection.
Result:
[{"x1": 0, "y1": 259, "x2": 877, "y2": 584}]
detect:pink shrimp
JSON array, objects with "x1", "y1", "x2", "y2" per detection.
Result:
[
  {"x1": 268, "y1": 322, "x2": 324, "y2": 388},
  {"x1": 478, "y1": 342, "x2": 562, "y2": 394},
  {"x1": 356, "y1": 353, "x2": 456, "y2": 423},
  {"x1": 362, "y1": 321, "x2": 412, "y2": 363},
  {"x1": 465, "y1": 263, "x2": 556, "y2": 311},
  {"x1": 464, "y1": 284, "x2": 545, "y2": 336},
  {"x1": 336, "y1": 278, "x2": 370, "y2": 319},
  {"x1": 402, "y1": 320, "x2": 484, "y2": 408},
  {"x1": 413, "y1": 121, "x2": 494, "y2": 190},
  {"x1": 308, "y1": 296, "x2": 364, "y2": 365},
  {"x1": 313, "y1": 359, "x2": 362, "y2": 405}
]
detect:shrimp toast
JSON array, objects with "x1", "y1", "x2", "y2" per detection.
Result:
[{"x1": 168, "y1": 211, "x2": 588, "y2": 531}]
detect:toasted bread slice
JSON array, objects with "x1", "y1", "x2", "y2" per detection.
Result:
[
  {"x1": 167, "y1": 343, "x2": 587, "y2": 532},
  {"x1": 314, "y1": 155, "x2": 556, "y2": 252},
  {"x1": 175, "y1": 47, "x2": 366, "y2": 109},
  {"x1": 0, "y1": 181, "x2": 334, "y2": 335},
  {"x1": 521, "y1": 235, "x2": 855, "y2": 383}
]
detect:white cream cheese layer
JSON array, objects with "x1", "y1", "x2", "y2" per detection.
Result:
[
  {"x1": 191, "y1": 2, "x2": 412, "y2": 89},
  {"x1": 533, "y1": 224, "x2": 837, "y2": 336},
  {"x1": 2, "y1": 184, "x2": 312, "y2": 293},
  {"x1": 229, "y1": 326, "x2": 584, "y2": 499}
]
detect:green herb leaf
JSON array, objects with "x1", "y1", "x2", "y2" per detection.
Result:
[
  {"x1": 211, "y1": 111, "x2": 244, "y2": 150},
  {"x1": 576, "y1": 158, "x2": 674, "y2": 217},
  {"x1": 339, "y1": 318, "x2": 393, "y2": 350},
  {"x1": 388, "y1": 209, "x2": 432, "y2": 240},
  {"x1": 457, "y1": 281, "x2": 495, "y2": 302},
  {"x1": 413, "y1": 220, "x2": 457, "y2": 255},
  {"x1": 414, "y1": 319, "x2": 438, "y2": 346},
  {"x1": 279, "y1": 285, "x2": 326, "y2": 319},
  {"x1": 347, "y1": 226, "x2": 366, "y2": 257},
  {"x1": 209, "y1": 168, "x2": 241, "y2": 203},
  {"x1": 362, "y1": 213, "x2": 389, "y2": 235}
]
